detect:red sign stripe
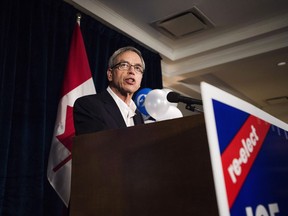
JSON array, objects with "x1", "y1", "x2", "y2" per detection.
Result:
[{"x1": 221, "y1": 115, "x2": 270, "y2": 208}]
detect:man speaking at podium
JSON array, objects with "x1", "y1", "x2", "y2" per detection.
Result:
[{"x1": 73, "y1": 46, "x2": 145, "y2": 135}]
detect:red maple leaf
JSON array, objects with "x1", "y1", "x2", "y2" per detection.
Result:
[{"x1": 53, "y1": 106, "x2": 75, "y2": 172}]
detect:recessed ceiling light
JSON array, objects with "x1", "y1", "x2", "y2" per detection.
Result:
[{"x1": 277, "y1": 61, "x2": 286, "y2": 66}]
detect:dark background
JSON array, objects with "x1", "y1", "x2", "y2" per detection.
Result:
[{"x1": 0, "y1": 0, "x2": 163, "y2": 215}]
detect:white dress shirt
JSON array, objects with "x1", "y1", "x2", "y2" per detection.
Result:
[{"x1": 107, "y1": 86, "x2": 137, "y2": 127}]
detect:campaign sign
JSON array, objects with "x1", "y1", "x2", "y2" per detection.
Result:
[{"x1": 201, "y1": 82, "x2": 288, "y2": 216}]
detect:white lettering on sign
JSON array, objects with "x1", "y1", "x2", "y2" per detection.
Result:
[
  {"x1": 227, "y1": 125, "x2": 259, "y2": 183},
  {"x1": 246, "y1": 203, "x2": 280, "y2": 216}
]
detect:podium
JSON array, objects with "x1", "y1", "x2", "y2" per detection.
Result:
[{"x1": 70, "y1": 114, "x2": 219, "y2": 216}]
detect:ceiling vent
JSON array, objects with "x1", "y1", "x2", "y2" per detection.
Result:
[{"x1": 151, "y1": 7, "x2": 214, "y2": 40}]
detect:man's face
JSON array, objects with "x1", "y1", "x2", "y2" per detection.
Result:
[{"x1": 107, "y1": 51, "x2": 143, "y2": 96}]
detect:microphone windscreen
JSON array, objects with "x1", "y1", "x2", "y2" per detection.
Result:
[{"x1": 167, "y1": 92, "x2": 180, "y2": 103}]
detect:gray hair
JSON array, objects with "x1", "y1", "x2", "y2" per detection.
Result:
[{"x1": 108, "y1": 46, "x2": 145, "y2": 71}]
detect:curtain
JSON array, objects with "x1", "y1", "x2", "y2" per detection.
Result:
[{"x1": 0, "y1": 0, "x2": 163, "y2": 215}]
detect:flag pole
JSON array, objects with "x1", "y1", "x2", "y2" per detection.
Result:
[{"x1": 76, "y1": 13, "x2": 81, "y2": 25}]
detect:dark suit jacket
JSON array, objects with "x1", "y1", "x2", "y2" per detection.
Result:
[{"x1": 73, "y1": 89, "x2": 144, "y2": 135}]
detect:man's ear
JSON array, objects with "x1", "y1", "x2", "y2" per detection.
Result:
[{"x1": 107, "y1": 69, "x2": 112, "y2": 81}]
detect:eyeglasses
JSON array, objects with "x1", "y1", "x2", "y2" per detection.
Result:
[{"x1": 111, "y1": 61, "x2": 144, "y2": 74}]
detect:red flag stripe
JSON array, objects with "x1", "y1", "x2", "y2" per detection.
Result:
[{"x1": 61, "y1": 24, "x2": 92, "y2": 97}]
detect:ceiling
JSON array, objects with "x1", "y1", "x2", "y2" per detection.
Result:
[{"x1": 68, "y1": 0, "x2": 288, "y2": 123}]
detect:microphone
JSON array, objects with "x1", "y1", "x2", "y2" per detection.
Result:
[{"x1": 167, "y1": 91, "x2": 203, "y2": 105}]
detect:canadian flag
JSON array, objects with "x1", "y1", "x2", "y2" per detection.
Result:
[{"x1": 47, "y1": 22, "x2": 96, "y2": 207}]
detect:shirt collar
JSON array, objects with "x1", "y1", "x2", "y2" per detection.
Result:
[
  {"x1": 107, "y1": 86, "x2": 137, "y2": 116},
  {"x1": 107, "y1": 86, "x2": 137, "y2": 112}
]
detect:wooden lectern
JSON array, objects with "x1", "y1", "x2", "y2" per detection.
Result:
[{"x1": 70, "y1": 114, "x2": 219, "y2": 216}]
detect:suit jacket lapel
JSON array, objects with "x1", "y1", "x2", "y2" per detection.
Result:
[
  {"x1": 101, "y1": 90, "x2": 127, "y2": 128},
  {"x1": 102, "y1": 89, "x2": 144, "y2": 127},
  {"x1": 133, "y1": 110, "x2": 144, "y2": 125}
]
